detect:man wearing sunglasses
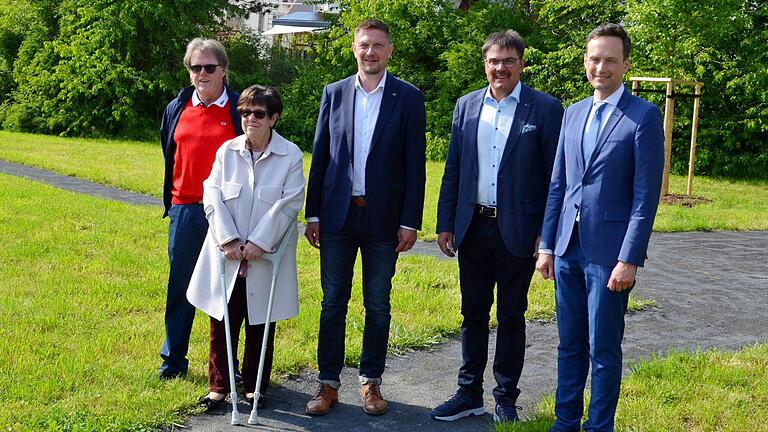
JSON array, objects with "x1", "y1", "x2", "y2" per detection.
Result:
[
  {"x1": 433, "y1": 30, "x2": 563, "y2": 423},
  {"x1": 157, "y1": 38, "x2": 243, "y2": 381},
  {"x1": 304, "y1": 19, "x2": 426, "y2": 417}
]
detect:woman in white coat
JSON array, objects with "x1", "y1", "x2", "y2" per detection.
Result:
[{"x1": 187, "y1": 84, "x2": 305, "y2": 410}]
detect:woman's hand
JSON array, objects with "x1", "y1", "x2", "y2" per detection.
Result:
[
  {"x1": 242, "y1": 241, "x2": 265, "y2": 261},
  {"x1": 221, "y1": 240, "x2": 245, "y2": 261}
]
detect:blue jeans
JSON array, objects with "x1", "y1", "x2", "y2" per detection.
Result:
[
  {"x1": 317, "y1": 205, "x2": 398, "y2": 386},
  {"x1": 159, "y1": 204, "x2": 208, "y2": 374},
  {"x1": 552, "y1": 226, "x2": 630, "y2": 432}
]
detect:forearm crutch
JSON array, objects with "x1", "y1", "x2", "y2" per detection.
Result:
[
  {"x1": 248, "y1": 219, "x2": 297, "y2": 425},
  {"x1": 208, "y1": 222, "x2": 241, "y2": 425}
]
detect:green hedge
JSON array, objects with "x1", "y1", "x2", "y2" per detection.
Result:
[{"x1": 0, "y1": 0, "x2": 765, "y2": 177}]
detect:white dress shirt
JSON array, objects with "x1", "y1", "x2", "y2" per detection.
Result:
[
  {"x1": 192, "y1": 88, "x2": 228, "y2": 107},
  {"x1": 352, "y1": 72, "x2": 387, "y2": 196},
  {"x1": 476, "y1": 82, "x2": 521, "y2": 206}
]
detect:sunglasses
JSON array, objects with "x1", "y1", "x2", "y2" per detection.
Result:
[
  {"x1": 238, "y1": 109, "x2": 269, "y2": 119},
  {"x1": 189, "y1": 64, "x2": 220, "y2": 74}
]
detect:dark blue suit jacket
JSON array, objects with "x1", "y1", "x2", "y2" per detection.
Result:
[
  {"x1": 305, "y1": 74, "x2": 427, "y2": 241},
  {"x1": 539, "y1": 89, "x2": 664, "y2": 267},
  {"x1": 436, "y1": 85, "x2": 563, "y2": 257}
]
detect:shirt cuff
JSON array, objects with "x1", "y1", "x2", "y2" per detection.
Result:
[
  {"x1": 399, "y1": 225, "x2": 417, "y2": 231},
  {"x1": 306, "y1": 217, "x2": 320, "y2": 223},
  {"x1": 538, "y1": 249, "x2": 553, "y2": 255}
]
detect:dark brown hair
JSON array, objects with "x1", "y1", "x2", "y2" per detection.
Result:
[{"x1": 586, "y1": 23, "x2": 631, "y2": 59}]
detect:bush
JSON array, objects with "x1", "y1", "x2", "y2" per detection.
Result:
[{"x1": 425, "y1": 131, "x2": 449, "y2": 161}]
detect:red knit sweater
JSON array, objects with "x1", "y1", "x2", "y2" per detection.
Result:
[{"x1": 171, "y1": 100, "x2": 237, "y2": 204}]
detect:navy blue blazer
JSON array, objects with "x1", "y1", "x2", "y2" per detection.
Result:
[
  {"x1": 436, "y1": 85, "x2": 563, "y2": 257},
  {"x1": 305, "y1": 74, "x2": 427, "y2": 241},
  {"x1": 539, "y1": 89, "x2": 664, "y2": 267}
]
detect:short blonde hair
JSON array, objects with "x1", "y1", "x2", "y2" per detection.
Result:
[{"x1": 183, "y1": 38, "x2": 229, "y2": 83}]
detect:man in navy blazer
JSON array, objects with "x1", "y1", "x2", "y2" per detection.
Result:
[
  {"x1": 304, "y1": 19, "x2": 426, "y2": 417},
  {"x1": 433, "y1": 30, "x2": 563, "y2": 423},
  {"x1": 536, "y1": 24, "x2": 664, "y2": 432}
]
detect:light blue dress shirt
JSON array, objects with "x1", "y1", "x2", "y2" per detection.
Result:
[{"x1": 476, "y1": 82, "x2": 521, "y2": 207}]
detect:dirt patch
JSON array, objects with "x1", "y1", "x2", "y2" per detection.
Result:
[{"x1": 661, "y1": 193, "x2": 713, "y2": 207}]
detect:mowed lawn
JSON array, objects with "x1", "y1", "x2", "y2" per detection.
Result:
[
  {"x1": 0, "y1": 172, "x2": 565, "y2": 430},
  {"x1": 0, "y1": 173, "x2": 460, "y2": 430},
  {"x1": 496, "y1": 344, "x2": 768, "y2": 432},
  {"x1": 1, "y1": 131, "x2": 765, "y2": 431},
  {"x1": 1, "y1": 130, "x2": 767, "y2": 239}
]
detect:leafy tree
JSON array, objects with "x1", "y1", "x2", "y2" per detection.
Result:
[
  {"x1": 524, "y1": 0, "x2": 625, "y2": 105},
  {"x1": 626, "y1": 0, "x2": 767, "y2": 177},
  {"x1": 1, "y1": 0, "x2": 248, "y2": 136}
]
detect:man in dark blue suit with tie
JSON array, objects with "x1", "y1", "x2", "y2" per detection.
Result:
[
  {"x1": 433, "y1": 30, "x2": 563, "y2": 423},
  {"x1": 536, "y1": 23, "x2": 664, "y2": 432},
  {"x1": 303, "y1": 19, "x2": 426, "y2": 417}
]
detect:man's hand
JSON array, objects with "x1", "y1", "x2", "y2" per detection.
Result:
[
  {"x1": 536, "y1": 253, "x2": 554, "y2": 280},
  {"x1": 305, "y1": 222, "x2": 320, "y2": 249},
  {"x1": 395, "y1": 228, "x2": 417, "y2": 253},
  {"x1": 241, "y1": 242, "x2": 265, "y2": 261},
  {"x1": 437, "y1": 231, "x2": 456, "y2": 258},
  {"x1": 607, "y1": 261, "x2": 637, "y2": 292},
  {"x1": 221, "y1": 240, "x2": 244, "y2": 261}
]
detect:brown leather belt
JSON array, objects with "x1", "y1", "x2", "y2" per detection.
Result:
[
  {"x1": 352, "y1": 196, "x2": 367, "y2": 207},
  {"x1": 476, "y1": 204, "x2": 497, "y2": 218}
]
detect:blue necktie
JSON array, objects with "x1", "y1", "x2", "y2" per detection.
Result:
[{"x1": 583, "y1": 102, "x2": 606, "y2": 163}]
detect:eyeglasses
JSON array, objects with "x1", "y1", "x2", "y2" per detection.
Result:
[
  {"x1": 238, "y1": 109, "x2": 268, "y2": 119},
  {"x1": 189, "y1": 64, "x2": 220, "y2": 74},
  {"x1": 484, "y1": 57, "x2": 520, "y2": 68}
]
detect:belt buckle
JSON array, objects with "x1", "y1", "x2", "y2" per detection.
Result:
[
  {"x1": 478, "y1": 205, "x2": 496, "y2": 218},
  {"x1": 352, "y1": 196, "x2": 367, "y2": 207}
]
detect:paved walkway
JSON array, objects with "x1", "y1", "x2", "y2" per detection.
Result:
[{"x1": 2, "y1": 161, "x2": 767, "y2": 431}]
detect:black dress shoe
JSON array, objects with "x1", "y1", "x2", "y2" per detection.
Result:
[
  {"x1": 245, "y1": 395, "x2": 267, "y2": 409},
  {"x1": 197, "y1": 395, "x2": 227, "y2": 411},
  {"x1": 156, "y1": 367, "x2": 187, "y2": 380}
]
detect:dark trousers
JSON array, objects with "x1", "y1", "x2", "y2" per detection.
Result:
[
  {"x1": 160, "y1": 204, "x2": 207, "y2": 374},
  {"x1": 457, "y1": 214, "x2": 535, "y2": 404},
  {"x1": 209, "y1": 277, "x2": 275, "y2": 394},
  {"x1": 317, "y1": 204, "x2": 399, "y2": 385}
]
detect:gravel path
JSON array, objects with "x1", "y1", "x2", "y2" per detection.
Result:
[{"x1": 2, "y1": 160, "x2": 766, "y2": 431}]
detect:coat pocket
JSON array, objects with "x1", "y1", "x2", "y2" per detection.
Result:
[
  {"x1": 258, "y1": 186, "x2": 282, "y2": 204},
  {"x1": 221, "y1": 181, "x2": 242, "y2": 201}
]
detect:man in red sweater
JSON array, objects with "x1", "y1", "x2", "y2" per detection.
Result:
[{"x1": 157, "y1": 38, "x2": 243, "y2": 380}]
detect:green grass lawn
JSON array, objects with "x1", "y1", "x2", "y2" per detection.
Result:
[
  {"x1": 0, "y1": 131, "x2": 760, "y2": 431},
  {"x1": 496, "y1": 344, "x2": 768, "y2": 432},
  {"x1": 1, "y1": 130, "x2": 766, "y2": 239},
  {"x1": 0, "y1": 172, "x2": 599, "y2": 430}
]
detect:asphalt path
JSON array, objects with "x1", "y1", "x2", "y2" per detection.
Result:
[{"x1": 2, "y1": 160, "x2": 766, "y2": 432}]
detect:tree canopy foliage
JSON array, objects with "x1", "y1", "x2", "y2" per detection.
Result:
[{"x1": 0, "y1": 0, "x2": 765, "y2": 177}]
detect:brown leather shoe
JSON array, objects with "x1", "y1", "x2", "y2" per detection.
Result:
[
  {"x1": 361, "y1": 382, "x2": 388, "y2": 415},
  {"x1": 305, "y1": 383, "x2": 338, "y2": 416}
]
